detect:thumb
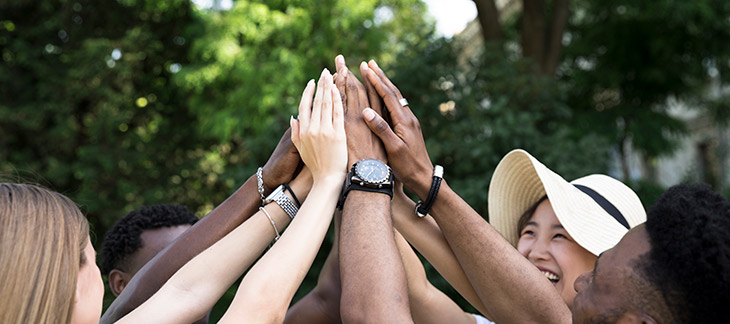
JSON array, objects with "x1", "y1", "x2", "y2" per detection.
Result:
[{"x1": 362, "y1": 107, "x2": 402, "y2": 150}]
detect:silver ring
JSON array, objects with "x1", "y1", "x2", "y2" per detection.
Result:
[{"x1": 399, "y1": 98, "x2": 409, "y2": 107}]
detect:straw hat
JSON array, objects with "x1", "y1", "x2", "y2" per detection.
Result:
[{"x1": 488, "y1": 149, "x2": 646, "y2": 256}]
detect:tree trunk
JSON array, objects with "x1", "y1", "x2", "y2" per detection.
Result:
[
  {"x1": 472, "y1": 0, "x2": 502, "y2": 42},
  {"x1": 522, "y1": 0, "x2": 546, "y2": 67},
  {"x1": 541, "y1": 0, "x2": 570, "y2": 75}
]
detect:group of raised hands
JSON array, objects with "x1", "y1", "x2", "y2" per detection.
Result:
[{"x1": 100, "y1": 55, "x2": 570, "y2": 324}]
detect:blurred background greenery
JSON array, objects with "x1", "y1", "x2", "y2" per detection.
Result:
[{"x1": 2, "y1": 0, "x2": 729, "y2": 320}]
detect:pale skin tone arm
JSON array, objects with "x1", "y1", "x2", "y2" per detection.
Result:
[
  {"x1": 394, "y1": 229, "x2": 477, "y2": 324},
  {"x1": 116, "y1": 167, "x2": 313, "y2": 324},
  {"x1": 283, "y1": 211, "x2": 342, "y2": 324},
  {"x1": 219, "y1": 69, "x2": 347, "y2": 323},
  {"x1": 336, "y1": 55, "x2": 413, "y2": 324},
  {"x1": 101, "y1": 127, "x2": 301, "y2": 324},
  {"x1": 392, "y1": 184, "x2": 493, "y2": 320},
  {"x1": 361, "y1": 60, "x2": 571, "y2": 324}
]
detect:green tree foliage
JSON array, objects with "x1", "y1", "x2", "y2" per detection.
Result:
[
  {"x1": 562, "y1": 0, "x2": 730, "y2": 181},
  {"x1": 0, "y1": 0, "x2": 435, "y2": 317}
]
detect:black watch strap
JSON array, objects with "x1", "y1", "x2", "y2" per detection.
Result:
[{"x1": 337, "y1": 182, "x2": 394, "y2": 209}]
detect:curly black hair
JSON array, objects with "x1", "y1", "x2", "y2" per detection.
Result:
[
  {"x1": 100, "y1": 204, "x2": 198, "y2": 275},
  {"x1": 641, "y1": 183, "x2": 730, "y2": 323}
]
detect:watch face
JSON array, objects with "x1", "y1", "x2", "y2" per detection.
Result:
[{"x1": 355, "y1": 159, "x2": 389, "y2": 184}]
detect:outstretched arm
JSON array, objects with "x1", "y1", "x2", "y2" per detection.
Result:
[
  {"x1": 361, "y1": 60, "x2": 571, "y2": 324},
  {"x1": 220, "y1": 69, "x2": 347, "y2": 323},
  {"x1": 116, "y1": 169, "x2": 312, "y2": 324},
  {"x1": 392, "y1": 184, "x2": 492, "y2": 319},
  {"x1": 336, "y1": 55, "x2": 413, "y2": 324},
  {"x1": 102, "y1": 128, "x2": 301, "y2": 323},
  {"x1": 394, "y1": 229, "x2": 477, "y2": 324},
  {"x1": 283, "y1": 210, "x2": 342, "y2": 324}
]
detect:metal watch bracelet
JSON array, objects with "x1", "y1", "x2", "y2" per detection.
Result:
[
  {"x1": 256, "y1": 167, "x2": 267, "y2": 203},
  {"x1": 266, "y1": 184, "x2": 298, "y2": 219}
]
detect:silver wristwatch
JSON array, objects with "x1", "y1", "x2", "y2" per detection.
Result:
[{"x1": 265, "y1": 185, "x2": 298, "y2": 219}]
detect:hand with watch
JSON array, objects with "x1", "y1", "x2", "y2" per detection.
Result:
[
  {"x1": 334, "y1": 55, "x2": 413, "y2": 323},
  {"x1": 334, "y1": 55, "x2": 394, "y2": 206},
  {"x1": 360, "y1": 60, "x2": 443, "y2": 215}
]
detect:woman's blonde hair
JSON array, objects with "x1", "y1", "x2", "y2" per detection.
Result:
[{"x1": 0, "y1": 183, "x2": 89, "y2": 324}]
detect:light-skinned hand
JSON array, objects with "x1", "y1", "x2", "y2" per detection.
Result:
[{"x1": 290, "y1": 69, "x2": 347, "y2": 182}]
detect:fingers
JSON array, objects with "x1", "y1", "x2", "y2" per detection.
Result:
[
  {"x1": 335, "y1": 55, "x2": 348, "y2": 101},
  {"x1": 290, "y1": 116, "x2": 300, "y2": 149},
  {"x1": 362, "y1": 65, "x2": 407, "y2": 122},
  {"x1": 362, "y1": 107, "x2": 403, "y2": 151},
  {"x1": 298, "y1": 79, "x2": 315, "y2": 134},
  {"x1": 332, "y1": 87, "x2": 345, "y2": 133},
  {"x1": 311, "y1": 68, "x2": 330, "y2": 131},
  {"x1": 368, "y1": 60, "x2": 403, "y2": 98},
  {"x1": 360, "y1": 61, "x2": 383, "y2": 113},
  {"x1": 321, "y1": 71, "x2": 333, "y2": 130}
]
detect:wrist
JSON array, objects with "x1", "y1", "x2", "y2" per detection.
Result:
[
  {"x1": 409, "y1": 176, "x2": 433, "y2": 200},
  {"x1": 313, "y1": 172, "x2": 347, "y2": 186}
]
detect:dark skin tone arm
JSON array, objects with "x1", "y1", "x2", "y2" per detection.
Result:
[
  {"x1": 335, "y1": 55, "x2": 413, "y2": 324},
  {"x1": 361, "y1": 60, "x2": 571, "y2": 324},
  {"x1": 101, "y1": 129, "x2": 301, "y2": 324}
]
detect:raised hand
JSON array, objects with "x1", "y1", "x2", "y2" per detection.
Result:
[
  {"x1": 361, "y1": 60, "x2": 434, "y2": 199},
  {"x1": 261, "y1": 127, "x2": 302, "y2": 194},
  {"x1": 334, "y1": 55, "x2": 387, "y2": 167},
  {"x1": 290, "y1": 68, "x2": 347, "y2": 181}
]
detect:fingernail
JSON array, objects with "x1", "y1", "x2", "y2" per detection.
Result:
[
  {"x1": 363, "y1": 108, "x2": 375, "y2": 121},
  {"x1": 336, "y1": 55, "x2": 345, "y2": 64},
  {"x1": 369, "y1": 60, "x2": 379, "y2": 68},
  {"x1": 360, "y1": 61, "x2": 368, "y2": 70},
  {"x1": 321, "y1": 68, "x2": 328, "y2": 76}
]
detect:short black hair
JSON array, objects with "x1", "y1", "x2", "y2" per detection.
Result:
[
  {"x1": 100, "y1": 204, "x2": 198, "y2": 275},
  {"x1": 641, "y1": 183, "x2": 730, "y2": 323}
]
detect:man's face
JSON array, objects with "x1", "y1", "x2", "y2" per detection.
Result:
[
  {"x1": 126, "y1": 225, "x2": 191, "y2": 275},
  {"x1": 572, "y1": 224, "x2": 651, "y2": 323}
]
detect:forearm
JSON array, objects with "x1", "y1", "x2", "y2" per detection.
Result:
[
  {"x1": 392, "y1": 196, "x2": 491, "y2": 317},
  {"x1": 221, "y1": 180, "x2": 340, "y2": 323},
  {"x1": 284, "y1": 212, "x2": 342, "y2": 324},
  {"x1": 116, "y1": 205, "x2": 289, "y2": 324},
  {"x1": 429, "y1": 182, "x2": 571, "y2": 324},
  {"x1": 118, "y1": 177, "x2": 312, "y2": 324},
  {"x1": 394, "y1": 230, "x2": 475, "y2": 324},
  {"x1": 102, "y1": 175, "x2": 263, "y2": 323},
  {"x1": 339, "y1": 191, "x2": 413, "y2": 324}
]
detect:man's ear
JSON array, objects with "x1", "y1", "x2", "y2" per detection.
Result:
[
  {"x1": 108, "y1": 269, "x2": 131, "y2": 297},
  {"x1": 616, "y1": 312, "x2": 658, "y2": 324}
]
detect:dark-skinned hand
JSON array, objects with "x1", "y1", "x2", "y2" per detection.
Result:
[
  {"x1": 361, "y1": 59, "x2": 434, "y2": 200},
  {"x1": 334, "y1": 54, "x2": 387, "y2": 167},
  {"x1": 261, "y1": 127, "x2": 303, "y2": 194}
]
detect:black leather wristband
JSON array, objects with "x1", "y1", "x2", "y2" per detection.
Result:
[
  {"x1": 282, "y1": 183, "x2": 301, "y2": 207},
  {"x1": 415, "y1": 165, "x2": 444, "y2": 217}
]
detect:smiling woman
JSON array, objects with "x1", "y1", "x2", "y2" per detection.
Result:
[{"x1": 489, "y1": 149, "x2": 647, "y2": 308}]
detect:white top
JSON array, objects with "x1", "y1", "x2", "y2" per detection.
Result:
[{"x1": 472, "y1": 313, "x2": 494, "y2": 324}]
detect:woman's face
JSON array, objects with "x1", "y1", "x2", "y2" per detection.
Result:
[
  {"x1": 517, "y1": 199, "x2": 596, "y2": 308},
  {"x1": 71, "y1": 237, "x2": 104, "y2": 324}
]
